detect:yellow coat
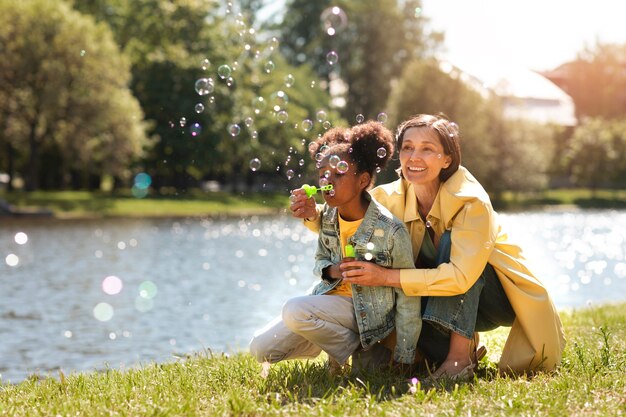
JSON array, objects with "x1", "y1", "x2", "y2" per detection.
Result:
[{"x1": 367, "y1": 167, "x2": 566, "y2": 373}]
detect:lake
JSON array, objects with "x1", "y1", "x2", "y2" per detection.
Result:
[{"x1": 1, "y1": 208, "x2": 625, "y2": 383}]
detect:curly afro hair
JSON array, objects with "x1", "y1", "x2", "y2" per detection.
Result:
[{"x1": 308, "y1": 121, "x2": 394, "y2": 182}]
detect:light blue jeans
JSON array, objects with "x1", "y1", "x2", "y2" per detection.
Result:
[{"x1": 418, "y1": 231, "x2": 516, "y2": 364}]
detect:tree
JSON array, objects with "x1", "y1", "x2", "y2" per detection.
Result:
[
  {"x1": 385, "y1": 58, "x2": 554, "y2": 197},
  {"x1": 278, "y1": 0, "x2": 441, "y2": 122},
  {"x1": 72, "y1": 0, "x2": 340, "y2": 192},
  {"x1": 548, "y1": 42, "x2": 626, "y2": 120},
  {"x1": 0, "y1": 0, "x2": 148, "y2": 190},
  {"x1": 565, "y1": 118, "x2": 626, "y2": 192}
]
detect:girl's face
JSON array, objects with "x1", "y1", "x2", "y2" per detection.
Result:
[
  {"x1": 399, "y1": 127, "x2": 452, "y2": 188},
  {"x1": 317, "y1": 156, "x2": 367, "y2": 209}
]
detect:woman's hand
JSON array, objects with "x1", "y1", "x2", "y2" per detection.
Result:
[
  {"x1": 289, "y1": 188, "x2": 317, "y2": 220},
  {"x1": 340, "y1": 261, "x2": 402, "y2": 288}
]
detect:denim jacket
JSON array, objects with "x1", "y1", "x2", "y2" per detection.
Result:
[{"x1": 311, "y1": 193, "x2": 421, "y2": 364}]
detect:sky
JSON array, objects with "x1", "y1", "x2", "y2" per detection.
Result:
[{"x1": 421, "y1": 0, "x2": 626, "y2": 71}]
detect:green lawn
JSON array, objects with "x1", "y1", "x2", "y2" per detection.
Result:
[
  {"x1": 2, "y1": 188, "x2": 626, "y2": 219},
  {"x1": 0, "y1": 303, "x2": 624, "y2": 416},
  {"x1": 0, "y1": 190, "x2": 291, "y2": 218}
]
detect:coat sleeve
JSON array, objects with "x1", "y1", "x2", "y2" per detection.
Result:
[{"x1": 400, "y1": 200, "x2": 497, "y2": 296}]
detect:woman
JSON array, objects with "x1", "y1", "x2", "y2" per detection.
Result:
[{"x1": 292, "y1": 114, "x2": 565, "y2": 379}]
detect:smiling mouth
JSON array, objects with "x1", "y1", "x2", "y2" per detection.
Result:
[{"x1": 408, "y1": 167, "x2": 426, "y2": 172}]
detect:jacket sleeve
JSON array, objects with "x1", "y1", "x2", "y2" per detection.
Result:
[
  {"x1": 400, "y1": 200, "x2": 497, "y2": 296},
  {"x1": 313, "y1": 231, "x2": 334, "y2": 278},
  {"x1": 303, "y1": 204, "x2": 324, "y2": 234},
  {"x1": 388, "y1": 223, "x2": 422, "y2": 364}
]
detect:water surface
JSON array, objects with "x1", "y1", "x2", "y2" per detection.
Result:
[{"x1": 1, "y1": 209, "x2": 625, "y2": 382}]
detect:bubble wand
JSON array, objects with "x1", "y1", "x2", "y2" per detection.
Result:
[{"x1": 302, "y1": 184, "x2": 333, "y2": 198}]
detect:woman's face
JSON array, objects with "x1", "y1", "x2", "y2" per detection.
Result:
[{"x1": 399, "y1": 127, "x2": 451, "y2": 188}]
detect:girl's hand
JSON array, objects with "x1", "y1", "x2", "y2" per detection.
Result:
[{"x1": 289, "y1": 188, "x2": 317, "y2": 220}]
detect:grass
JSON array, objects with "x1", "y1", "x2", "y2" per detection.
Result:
[
  {"x1": 495, "y1": 188, "x2": 626, "y2": 210},
  {"x1": 0, "y1": 303, "x2": 624, "y2": 416},
  {"x1": 1, "y1": 188, "x2": 626, "y2": 219},
  {"x1": 0, "y1": 190, "x2": 290, "y2": 218}
]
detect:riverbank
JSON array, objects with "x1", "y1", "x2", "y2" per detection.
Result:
[
  {"x1": 2, "y1": 188, "x2": 626, "y2": 219},
  {"x1": 0, "y1": 190, "x2": 290, "y2": 219},
  {"x1": 0, "y1": 302, "x2": 623, "y2": 416}
]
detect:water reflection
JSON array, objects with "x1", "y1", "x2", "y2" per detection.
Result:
[{"x1": 0, "y1": 209, "x2": 624, "y2": 382}]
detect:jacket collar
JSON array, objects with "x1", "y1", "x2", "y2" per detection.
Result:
[{"x1": 322, "y1": 192, "x2": 380, "y2": 246}]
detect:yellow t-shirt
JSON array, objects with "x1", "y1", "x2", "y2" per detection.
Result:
[{"x1": 326, "y1": 214, "x2": 362, "y2": 297}]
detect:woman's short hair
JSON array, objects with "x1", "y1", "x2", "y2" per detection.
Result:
[{"x1": 395, "y1": 114, "x2": 462, "y2": 182}]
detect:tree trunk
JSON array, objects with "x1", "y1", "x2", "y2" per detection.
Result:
[
  {"x1": 6, "y1": 142, "x2": 14, "y2": 191},
  {"x1": 25, "y1": 120, "x2": 40, "y2": 191}
]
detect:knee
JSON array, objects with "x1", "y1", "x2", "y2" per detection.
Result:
[{"x1": 282, "y1": 297, "x2": 307, "y2": 331}]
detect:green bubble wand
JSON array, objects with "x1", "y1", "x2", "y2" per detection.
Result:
[{"x1": 302, "y1": 184, "x2": 334, "y2": 198}]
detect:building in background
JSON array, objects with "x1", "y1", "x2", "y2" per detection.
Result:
[{"x1": 440, "y1": 58, "x2": 577, "y2": 127}]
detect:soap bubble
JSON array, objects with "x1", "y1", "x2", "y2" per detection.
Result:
[
  {"x1": 356, "y1": 114, "x2": 364, "y2": 123},
  {"x1": 277, "y1": 110, "x2": 289, "y2": 124},
  {"x1": 284, "y1": 74, "x2": 295, "y2": 87},
  {"x1": 102, "y1": 275, "x2": 123, "y2": 295},
  {"x1": 268, "y1": 36, "x2": 279, "y2": 51},
  {"x1": 249, "y1": 158, "x2": 262, "y2": 171},
  {"x1": 93, "y1": 302, "x2": 114, "y2": 322},
  {"x1": 377, "y1": 147, "x2": 387, "y2": 158},
  {"x1": 302, "y1": 119, "x2": 314, "y2": 132},
  {"x1": 138, "y1": 281, "x2": 158, "y2": 299},
  {"x1": 134, "y1": 172, "x2": 152, "y2": 190},
  {"x1": 201, "y1": 58, "x2": 210, "y2": 70},
  {"x1": 299, "y1": 159, "x2": 305, "y2": 166},
  {"x1": 264, "y1": 60, "x2": 275, "y2": 73},
  {"x1": 217, "y1": 65, "x2": 232, "y2": 79},
  {"x1": 377, "y1": 112, "x2": 388, "y2": 123},
  {"x1": 14, "y1": 232, "x2": 28, "y2": 245},
  {"x1": 5, "y1": 254, "x2": 18, "y2": 267},
  {"x1": 286, "y1": 169, "x2": 295, "y2": 180},
  {"x1": 336, "y1": 160, "x2": 349, "y2": 173},
  {"x1": 253, "y1": 96, "x2": 266, "y2": 114},
  {"x1": 228, "y1": 124, "x2": 241, "y2": 137},
  {"x1": 323, "y1": 121, "x2": 331, "y2": 130},
  {"x1": 179, "y1": 117, "x2": 187, "y2": 127},
  {"x1": 321, "y1": 6, "x2": 348, "y2": 36},
  {"x1": 326, "y1": 51, "x2": 339, "y2": 65},
  {"x1": 329, "y1": 155, "x2": 341, "y2": 168},
  {"x1": 316, "y1": 110, "x2": 327, "y2": 122},
  {"x1": 319, "y1": 177, "x2": 329, "y2": 187},
  {"x1": 194, "y1": 103, "x2": 205, "y2": 113},
  {"x1": 190, "y1": 123, "x2": 202, "y2": 137},
  {"x1": 244, "y1": 117, "x2": 254, "y2": 127},
  {"x1": 271, "y1": 90, "x2": 289, "y2": 110},
  {"x1": 195, "y1": 78, "x2": 214, "y2": 95}
]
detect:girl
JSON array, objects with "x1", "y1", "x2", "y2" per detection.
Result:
[{"x1": 249, "y1": 121, "x2": 421, "y2": 372}]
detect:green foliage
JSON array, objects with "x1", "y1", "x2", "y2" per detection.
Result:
[
  {"x1": 564, "y1": 42, "x2": 626, "y2": 120},
  {"x1": 565, "y1": 118, "x2": 626, "y2": 191},
  {"x1": 0, "y1": 303, "x2": 625, "y2": 416},
  {"x1": 385, "y1": 59, "x2": 557, "y2": 197},
  {"x1": 278, "y1": 0, "x2": 441, "y2": 121},
  {"x1": 71, "y1": 0, "x2": 340, "y2": 191},
  {"x1": 0, "y1": 0, "x2": 148, "y2": 191}
]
